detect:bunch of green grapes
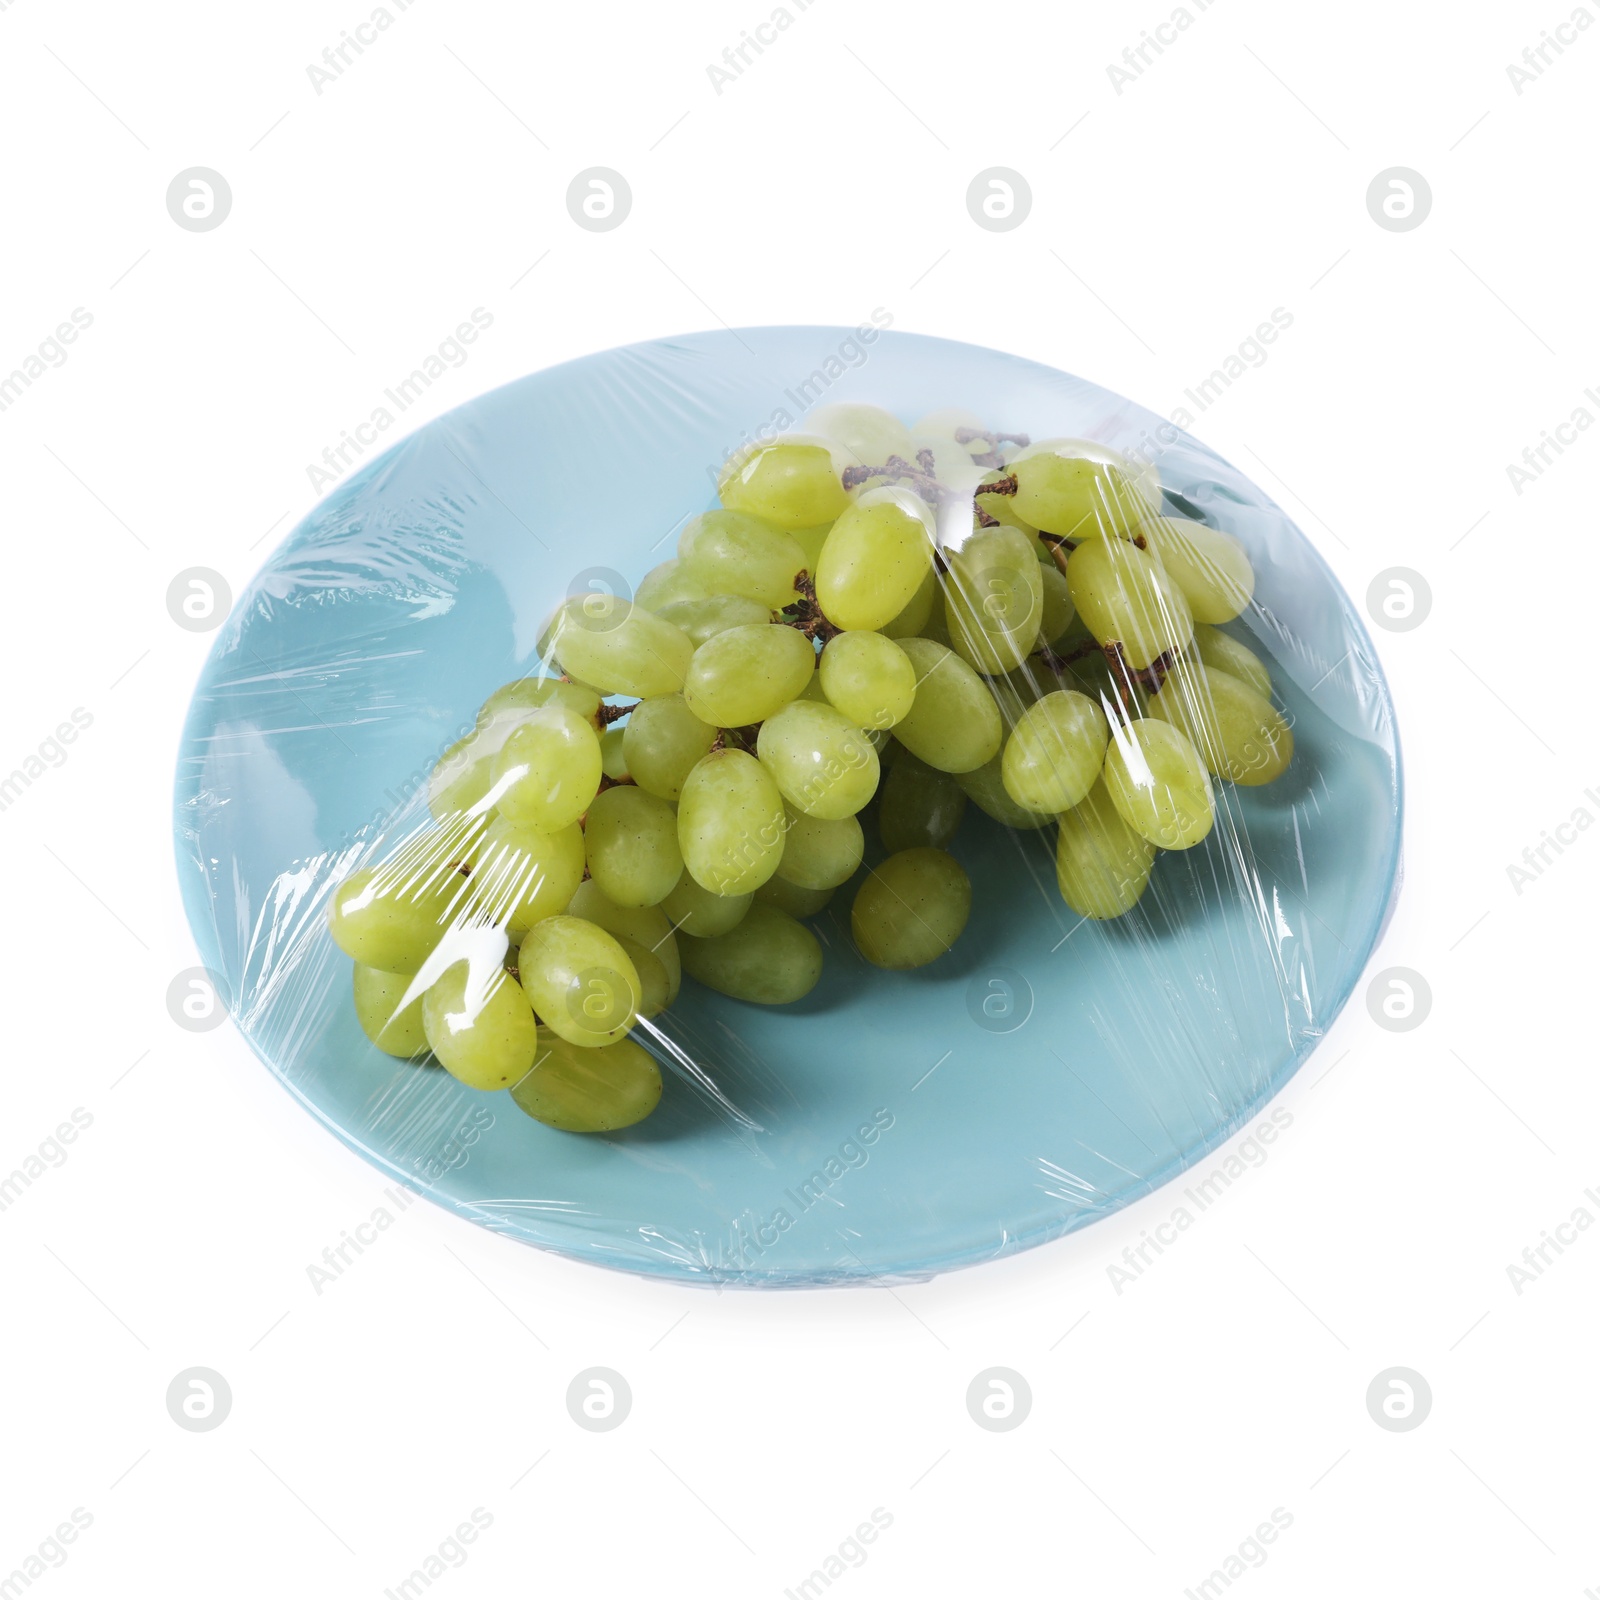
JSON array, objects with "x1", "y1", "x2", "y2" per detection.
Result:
[{"x1": 326, "y1": 403, "x2": 1293, "y2": 1136}]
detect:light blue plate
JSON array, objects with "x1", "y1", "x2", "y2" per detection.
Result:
[{"x1": 174, "y1": 327, "x2": 1401, "y2": 1286}]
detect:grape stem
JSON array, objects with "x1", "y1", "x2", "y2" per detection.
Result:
[
  {"x1": 778, "y1": 570, "x2": 841, "y2": 642},
  {"x1": 954, "y1": 428, "x2": 1030, "y2": 469},
  {"x1": 594, "y1": 701, "x2": 636, "y2": 726},
  {"x1": 1037, "y1": 531, "x2": 1077, "y2": 575},
  {"x1": 840, "y1": 456, "x2": 966, "y2": 506},
  {"x1": 974, "y1": 472, "x2": 1018, "y2": 497},
  {"x1": 1034, "y1": 639, "x2": 1176, "y2": 696},
  {"x1": 711, "y1": 724, "x2": 762, "y2": 753}
]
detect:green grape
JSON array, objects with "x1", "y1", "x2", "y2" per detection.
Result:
[
  {"x1": 566, "y1": 880, "x2": 680, "y2": 1003},
  {"x1": 634, "y1": 558, "x2": 717, "y2": 613},
  {"x1": 1001, "y1": 690, "x2": 1110, "y2": 815},
  {"x1": 892, "y1": 638, "x2": 1003, "y2": 773},
  {"x1": 1066, "y1": 660, "x2": 1148, "y2": 724},
  {"x1": 776, "y1": 804, "x2": 863, "y2": 889},
  {"x1": 988, "y1": 662, "x2": 1066, "y2": 731},
  {"x1": 1144, "y1": 517, "x2": 1254, "y2": 623},
  {"x1": 1190, "y1": 624, "x2": 1272, "y2": 699},
  {"x1": 815, "y1": 487, "x2": 936, "y2": 631},
  {"x1": 435, "y1": 693, "x2": 596, "y2": 820},
  {"x1": 599, "y1": 725, "x2": 629, "y2": 781},
  {"x1": 909, "y1": 432, "x2": 984, "y2": 491},
  {"x1": 490, "y1": 705, "x2": 603, "y2": 832},
  {"x1": 517, "y1": 915, "x2": 642, "y2": 1048},
  {"x1": 655, "y1": 593, "x2": 772, "y2": 649},
  {"x1": 682, "y1": 623, "x2": 816, "y2": 728},
  {"x1": 918, "y1": 604, "x2": 953, "y2": 648},
  {"x1": 679, "y1": 903, "x2": 823, "y2": 1004},
  {"x1": 755, "y1": 701, "x2": 880, "y2": 820},
  {"x1": 477, "y1": 676, "x2": 601, "y2": 727},
  {"x1": 510, "y1": 1031, "x2": 662, "y2": 1133},
  {"x1": 623, "y1": 694, "x2": 717, "y2": 802},
  {"x1": 789, "y1": 521, "x2": 834, "y2": 573},
  {"x1": 879, "y1": 563, "x2": 938, "y2": 639},
  {"x1": 912, "y1": 406, "x2": 989, "y2": 442},
  {"x1": 1066, "y1": 537, "x2": 1194, "y2": 670},
  {"x1": 979, "y1": 469, "x2": 1041, "y2": 535},
  {"x1": 1038, "y1": 561, "x2": 1075, "y2": 645},
  {"x1": 993, "y1": 439, "x2": 1158, "y2": 539},
  {"x1": 818, "y1": 631, "x2": 916, "y2": 729},
  {"x1": 1149, "y1": 664, "x2": 1293, "y2": 786},
  {"x1": 422, "y1": 962, "x2": 538, "y2": 1090},
  {"x1": 718, "y1": 436, "x2": 852, "y2": 529},
  {"x1": 1055, "y1": 779, "x2": 1156, "y2": 919},
  {"x1": 582, "y1": 785, "x2": 683, "y2": 907},
  {"x1": 352, "y1": 964, "x2": 430, "y2": 1057},
  {"x1": 955, "y1": 752, "x2": 1051, "y2": 830},
  {"x1": 942, "y1": 525, "x2": 1045, "y2": 675},
  {"x1": 548, "y1": 595, "x2": 694, "y2": 698},
  {"x1": 1102, "y1": 718, "x2": 1214, "y2": 849},
  {"x1": 661, "y1": 870, "x2": 752, "y2": 937},
  {"x1": 878, "y1": 746, "x2": 966, "y2": 851},
  {"x1": 799, "y1": 671, "x2": 831, "y2": 703},
  {"x1": 677, "y1": 747, "x2": 787, "y2": 894},
  {"x1": 678, "y1": 509, "x2": 808, "y2": 608},
  {"x1": 804, "y1": 401, "x2": 916, "y2": 469},
  {"x1": 612, "y1": 935, "x2": 670, "y2": 1018},
  {"x1": 851, "y1": 848, "x2": 972, "y2": 969},
  {"x1": 468, "y1": 815, "x2": 585, "y2": 935},
  {"x1": 429, "y1": 731, "x2": 502, "y2": 820},
  {"x1": 328, "y1": 848, "x2": 471, "y2": 973},
  {"x1": 754, "y1": 876, "x2": 833, "y2": 918}
]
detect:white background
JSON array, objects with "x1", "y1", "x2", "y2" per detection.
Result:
[{"x1": 2, "y1": 0, "x2": 1597, "y2": 1595}]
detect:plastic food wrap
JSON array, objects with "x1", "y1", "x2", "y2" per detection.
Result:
[{"x1": 173, "y1": 327, "x2": 1401, "y2": 1286}]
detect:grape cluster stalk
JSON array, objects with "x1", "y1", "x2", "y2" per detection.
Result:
[{"x1": 325, "y1": 404, "x2": 1293, "y2": 1134}]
